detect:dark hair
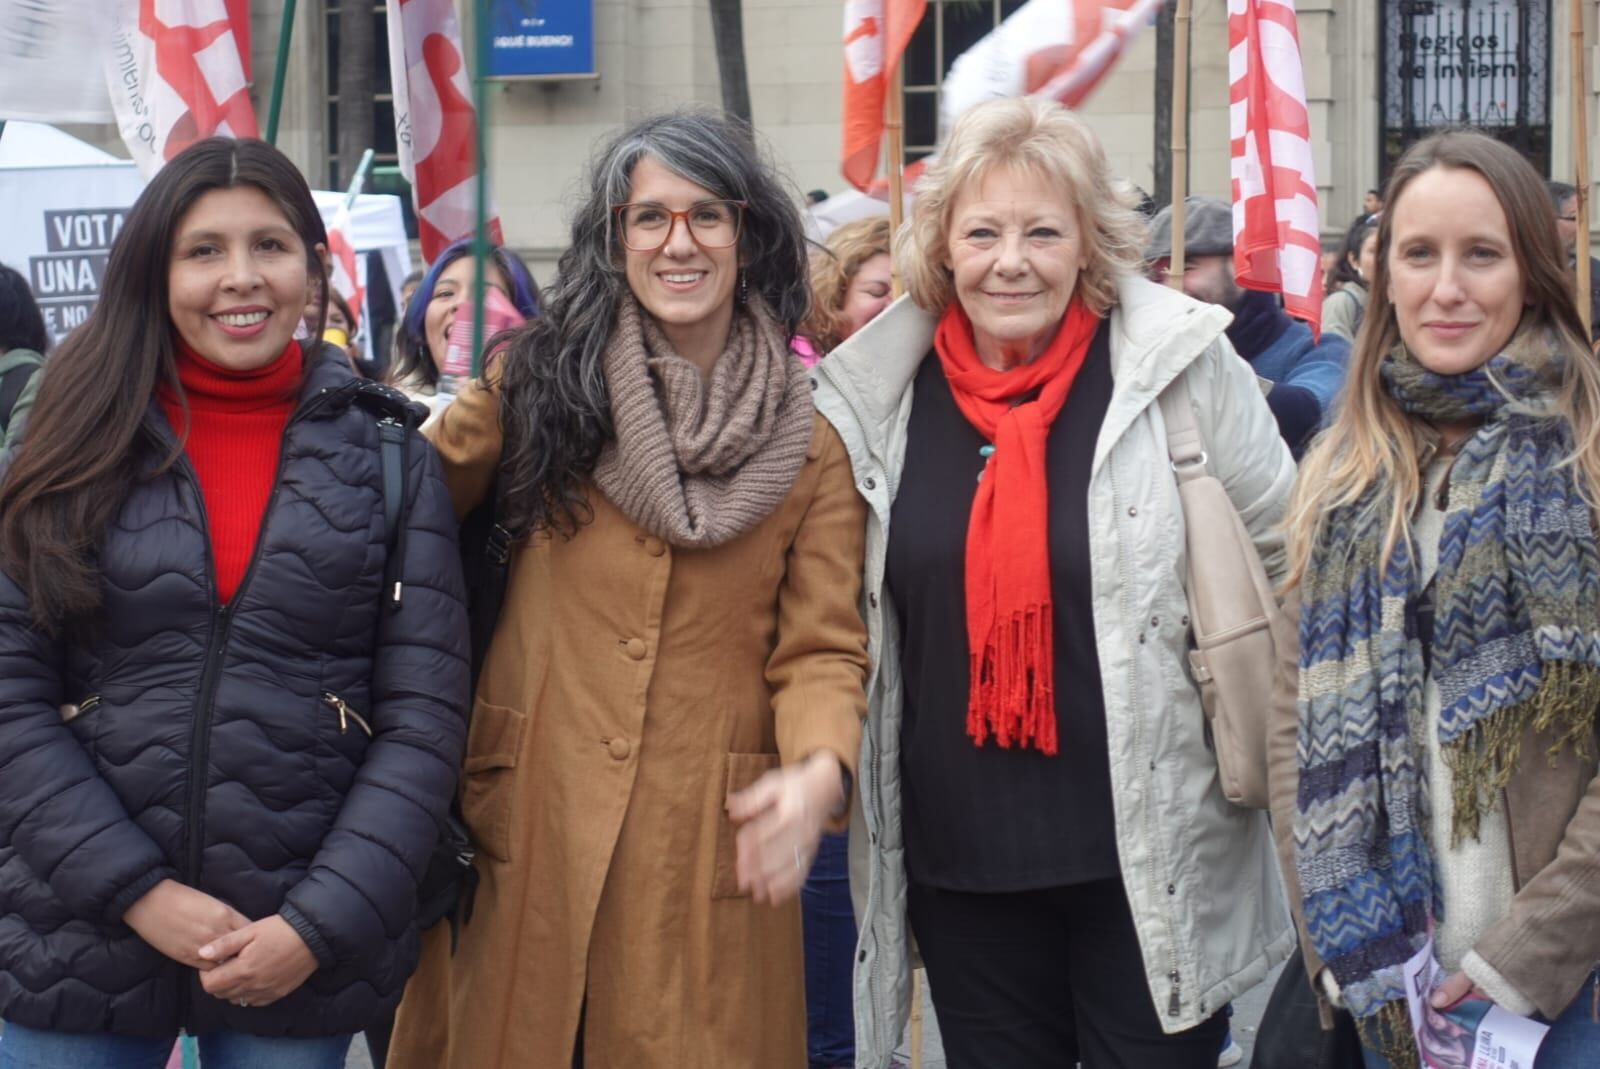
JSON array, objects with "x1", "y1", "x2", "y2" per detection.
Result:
[
  {"x1": 1548, "y1": 180, "x2": 1578, "y2": 212},
  {"x1": 496, "y1": 109, "x2": 811, "y2": 538},
  {"x1": 388, "y1": 237, "x2": 540, "y2": 389},
  {"x1": 0, "y1": 138, "x2": 329, "y2": 633},
  {"x1": 1327, "y1": 215, "x2": 1378, "y2": 293},
  {"x1": 0, "y1": 263, "x2": 49, "y2": 355},
  {"x1": 328, "y1": 289, "x2": 357, "y2": 333}
]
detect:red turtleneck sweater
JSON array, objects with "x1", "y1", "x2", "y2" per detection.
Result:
[{"x1": 158, "y1": 338, "x2": 302, "y2": 604}]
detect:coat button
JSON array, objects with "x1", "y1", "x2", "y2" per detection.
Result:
[
  {"x1": 624, "y1": 637, "x2": 647, "y2": 660},
  {"x1": 607, "y1": 737, "x2": 631, "y2": 760},
  {"x1": 644, "y1": 537, "x2": 665, "y2": 557},
  {"x1": 869, "y1": 593, "x2": 879, "y2": 608},
  {"x1": 810, "y1": 378, "x2": 819, "y2": 391},
  {"x1": 1128, "y1": 506, "x2": 1138, "y2": 516},
  {"x1": 864, "y1": 477, "x2": 877, "y2": 490}
]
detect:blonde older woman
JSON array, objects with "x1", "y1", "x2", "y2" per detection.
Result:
[{"x1": 812, "y1": 98, "x2": 1296, "y2": 1069}]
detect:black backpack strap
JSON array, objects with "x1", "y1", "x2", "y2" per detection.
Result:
[
  {"x1": 349, "y1": 382, "x2": 422, "y2": 609},
  {"x1": 376, "y1": 415, "x2": 408, "y2": 606},
  {"x1": 0, "y1": 357, "x2": 42, "y2": 436}
]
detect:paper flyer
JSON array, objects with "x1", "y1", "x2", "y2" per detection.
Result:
[{"x1": 1402, "y1": 938, "x2": 1549, "y2": 1069}]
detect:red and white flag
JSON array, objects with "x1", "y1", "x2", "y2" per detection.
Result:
[
  {"x1": 840, "y1": 0, "x2": 928, "y2": 192},
  {"x1": 1228, "y1": 0, "x2": 1321, "y2": 334},
  {"x1": 105, "y1": 0, "x2": 259, "y2": 177},
  {"x1": 940, "y1": 0, "x2": 1164, "y2": 136},
  {"x1": 387, "y1": 0, "x2": 502, "y2": 262},
  {"x1": 326, "y1": 203, "x2": 365, "y2": 328}
]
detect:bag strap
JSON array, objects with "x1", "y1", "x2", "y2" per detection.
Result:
[
  {"x1": 377, "y1": 415, "x2": 406, "y2": 552},
  {"x1": 349, "y1": 382, "x2": 420, "y2": 608},
  {"x1": 1158, "y1": 370, "x2": 1208, "y2": 484},
  {"x1": 0, "y1": 355, "x2": 43, "y2": 435}
]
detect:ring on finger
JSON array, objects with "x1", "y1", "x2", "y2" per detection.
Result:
[
  {"x1": 236, "y1": 998, "x2": 250, "y2": 1008},
  {"x1": 793, "y1": 845, "x2": 805, "y2": 872}
]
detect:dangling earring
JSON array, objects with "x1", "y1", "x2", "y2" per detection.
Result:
[{"x1": 737, "y1": 267, "x2": 749, "y2": 306}]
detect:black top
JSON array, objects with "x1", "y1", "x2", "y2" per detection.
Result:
[{"x1": 888, "y1": 321, "x2": 1121, "y2": 892}]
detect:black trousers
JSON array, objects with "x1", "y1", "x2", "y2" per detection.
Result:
[{"x1": 907, "y1": 878, "x2": 1228, "y2": 1069}]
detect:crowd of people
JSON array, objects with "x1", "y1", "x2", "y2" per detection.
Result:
[{"x1": 0, "y1": 97, "x2": 1597, "y2": 1069}]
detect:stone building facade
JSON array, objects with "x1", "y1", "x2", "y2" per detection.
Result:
[{"x1": 62, "y1": 1, "x2": 1600, "y2": 277}]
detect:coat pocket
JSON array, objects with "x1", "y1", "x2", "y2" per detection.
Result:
[
  {"x1": 711, "y1": 751, "x2": 782, "y2": 899},
  {"x1": 460, "y1": 698, "x2": 526, "y2": 864}
]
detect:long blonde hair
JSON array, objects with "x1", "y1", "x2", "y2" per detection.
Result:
[
  {"x1": 1284, "y1": 130, "x2": 1600, "y2": 588},
  {"x1": 802, "y1": 216, "x2": 892, "y2": 352}
]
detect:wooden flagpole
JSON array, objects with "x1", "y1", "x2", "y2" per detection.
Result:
[
  {"x1": 1168, "y1": 0, "x2": 1192, "y2": 289},
  {"x1": 1573, "y1": 0, "x2": 1591, "y2": 338},
  {"x1": 887, "y1": 64, "x2": 907, "y2": 300},
  {"x1": 263, "y1": 0, "x2": 299, "y2": 145}
]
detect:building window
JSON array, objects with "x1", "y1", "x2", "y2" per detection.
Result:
[
  {"x1": 901, "y1": 0, "x2": 1027, "y2": 163},
  {"x1": 325, "y1": 0, "x2": 413, "y2": 238},
  {"x1": 1380, "y1": 0, "x2": 1551, "y2": 177}
]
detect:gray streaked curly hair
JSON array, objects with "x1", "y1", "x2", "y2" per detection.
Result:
[{"x1": 495, "y1": 109, "x2": 812, "y2": 537}]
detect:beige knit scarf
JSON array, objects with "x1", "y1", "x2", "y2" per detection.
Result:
[{"x1": 593, "y1": 294, "x2": 813, "y2": 549}]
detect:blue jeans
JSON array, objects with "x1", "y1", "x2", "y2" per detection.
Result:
[
  {"x1": 1359, "y1": 970, "x2": 1600, "y2": 1069},
  {"x1": 0, "y1": 1023, "x2": 352, "y2": 1069},
  {"x1": 801, "y1": 831, "x2": 856, "y2": 1069}
]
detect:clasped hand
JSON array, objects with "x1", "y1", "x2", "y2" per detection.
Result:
[
  {"x1": 123, "y1": 879, "x2": 317, "y2": 1007},
  {"x1": 727, "y1": 751, "x2": 846, "y2": 906}
]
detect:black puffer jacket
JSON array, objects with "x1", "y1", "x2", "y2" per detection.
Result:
[{"x1": 0, "y1": 349, "x2": 469, "y2": 1037}]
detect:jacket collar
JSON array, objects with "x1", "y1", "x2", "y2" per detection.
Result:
[
  {"x1": 144, "y1": 341, "x2": 362, "y2": 451},
  {"x1": 817, "y1": 276, "x2": 1232, "y2": 467}
]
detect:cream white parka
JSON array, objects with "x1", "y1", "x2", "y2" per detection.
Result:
[{"x1": 811, "y1": 277, "x2": 1298, "y2": 1068}]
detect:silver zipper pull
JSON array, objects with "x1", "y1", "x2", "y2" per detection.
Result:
[
  {"x1": 1168, "y1": 971, "x2": 1182, "y2": 1017},
  {"x1": 322, "y1": 692, "x2": 350, "y2": 733},
  {"x1": 321, "y1": 692, "x2": 373, "y2": 737}
]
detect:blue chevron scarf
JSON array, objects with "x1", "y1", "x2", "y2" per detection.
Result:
[{"x1": 1294, "y1": 327, "x2": 1600, "y2": 1058}]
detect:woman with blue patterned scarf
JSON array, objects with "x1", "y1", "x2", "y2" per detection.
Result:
[{"x1": 1268, "y1": 130, "x2": 1600, "y2": 1069}]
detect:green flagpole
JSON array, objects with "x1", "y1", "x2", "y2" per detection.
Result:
[
  {"x1": 344, "y1": 147, "x2": 375, "y2": 208},
  {"x1": 470, "y1": 0, "x2": 491, "y2": 377},
  {"x1": 264, "y1": 0, "x2": 299, "y2": 144}
]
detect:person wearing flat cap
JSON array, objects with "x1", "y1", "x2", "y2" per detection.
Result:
[{"x1": 1147, "y1": 196, "x2": 1350, "y2": 457}]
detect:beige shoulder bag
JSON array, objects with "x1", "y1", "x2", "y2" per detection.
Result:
[{"x1": 1158, "y1": 373, "x2": 1281, "y2": 809}]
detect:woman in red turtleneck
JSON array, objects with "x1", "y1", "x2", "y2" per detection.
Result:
[
  {"x1": 0, "y1": 138, "x2": 468, "y2": 1069},
  {"x1": 157, "y1": 337, "x2": 301, "y2": 605}
]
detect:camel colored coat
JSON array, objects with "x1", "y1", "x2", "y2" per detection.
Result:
[{"x1": 388, "y1": 375, "x2": 869, "y2": 1069}]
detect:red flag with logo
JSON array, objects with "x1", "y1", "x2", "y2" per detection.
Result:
[
  {"x1": 1228, "y1": 0, "x2": 1321, "y2": 335},
  {"x1": 105, "y1": 0, "x2": 260, "y2": 177},
  {"x1": 840, "y1": 0, "x2": 928, "y2": 192},
  {"x1": 386, "y1": 0, "x2": 503, "y2": 262},
  {"x1": 326, "y1": 204, "x2": 365, "y2": 329}
]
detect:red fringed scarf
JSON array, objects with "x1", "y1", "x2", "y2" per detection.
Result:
[{"x1": 933, "y1": 297, "x2": 1100, "y2": 755}]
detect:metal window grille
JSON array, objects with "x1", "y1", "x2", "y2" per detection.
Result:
[
  {"x1": 901, "y1": 0, "x2": 1028, "y2": 163},
  {"x1": 1379, "y1": 0, "x2": 1551, "y2": 178},
  {"x1": 325, "y1": 0, "x2": 400, "y2": 190}
]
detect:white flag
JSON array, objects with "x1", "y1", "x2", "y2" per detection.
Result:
[
  {"x1": 939, "y1": 0, "x2": 1163, "y2": 138},
  {"x1": 0, "y1": 0, "x2": 116, "y2": 122},
  {"x1": 104, "y1": 0, "x2": 258, "y2": 177}
]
